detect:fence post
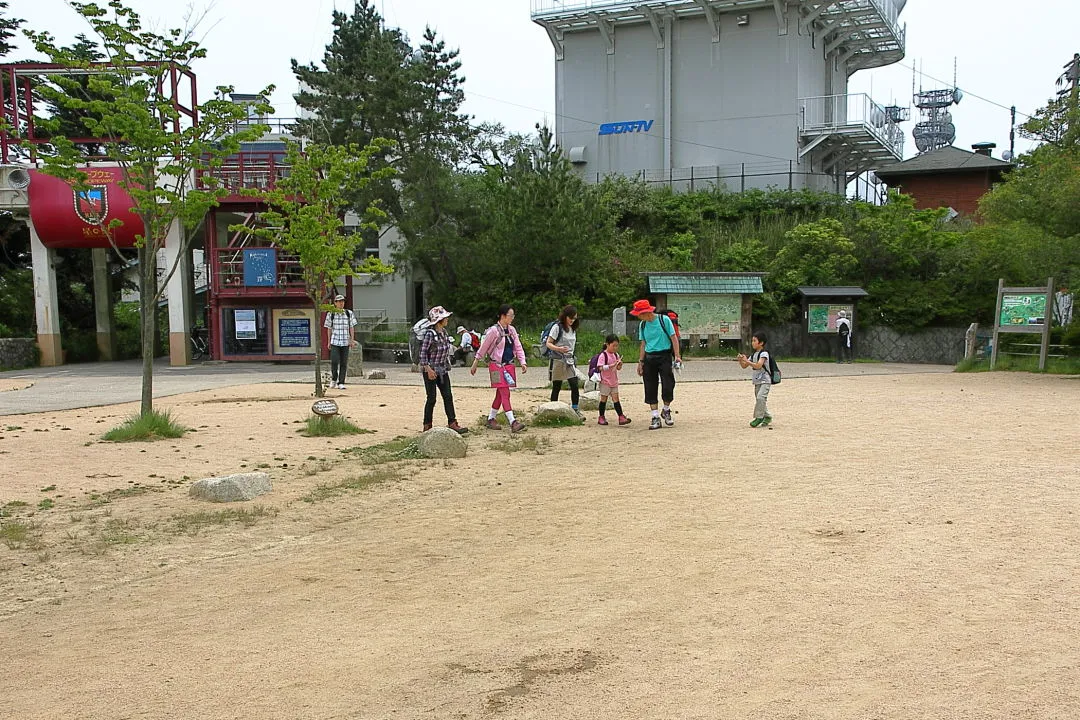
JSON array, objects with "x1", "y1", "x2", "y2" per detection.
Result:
[
  {"x1": 964, "y1": 323, "x2": 978, "y2": 359},
  {"x1": 741, "y1": 163, "x2": 745, "y2": 192},
  {"x1": 690, "y1": 165, "x2": 695, "y2": 192},
  {"x1": 789, "y1": 160, "x2": 793, "y2": 190}
]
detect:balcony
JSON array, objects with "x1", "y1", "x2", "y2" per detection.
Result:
[
  {"x1": 798, "y1": 93, "x2": 904, "y2": 178},
  {"x1": 532, "y1": 1, "x2": 905, "y2": 70},
  {"x1": 210, "y1": 246, "x2": 307, "y2": 297},
  {"x1": 197, "y1": 151, "x2": 292, "y2": 201}
]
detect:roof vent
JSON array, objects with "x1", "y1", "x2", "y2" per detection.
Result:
[{"x1": 971, "y1": 142, "x2": 996, "y2": 157}]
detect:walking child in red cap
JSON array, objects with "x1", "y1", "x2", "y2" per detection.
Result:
[{"x1": 629, "y1": 299, "x2": 683, "y2": 430}]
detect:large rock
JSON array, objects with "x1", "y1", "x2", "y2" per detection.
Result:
[
  {"x1": 534, "y1": 401, "x2": 580, "y2": 423},
  {"x1": 578, "y1": 390, "x2": 601, "y2": 412},
  {"x1": 189, "y1": 472, "x2": 272, "y2": 503},
  {"x1": 418, "y1": 427, "x2": 467, "y2": 459},
  {"x1": 367, "y1": 369, "x2": 387, "y2": 380}
]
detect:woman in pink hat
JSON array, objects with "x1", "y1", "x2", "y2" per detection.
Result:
[
  {"x1": 630, "y1": 299, "x2": 682, "y2": 431},
  {"x1": 419, "y1": 305, "x2": 469, "y2": 434},
  {"x1": 470, "y1": 304, "x2": 529, "y2": 433}
]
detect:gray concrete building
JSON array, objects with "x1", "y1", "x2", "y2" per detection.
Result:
[{"x1": 532, "y1": 0, "x2": 908, "y2": 192}]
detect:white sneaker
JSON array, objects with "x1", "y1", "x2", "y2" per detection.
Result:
[{"x1": 338, "y1": 384, "x2": 347, "y2": 390}]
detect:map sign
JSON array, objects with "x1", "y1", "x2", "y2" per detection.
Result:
[
  {"x1": 808, "y1": 304, "x2": 854, "y2": 334},
  {"x1": 667, "y1": 294, "x2": 741, "y2": 338},
  {"x1": 999, "y1": 293, "x2": 1046, "y2": 327}
]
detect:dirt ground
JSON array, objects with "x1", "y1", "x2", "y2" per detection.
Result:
[{"x1": 2, "y1": 372, "x2": 1079, "y2": 719}]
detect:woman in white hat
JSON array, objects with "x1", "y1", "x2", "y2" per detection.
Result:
[{"x1": 419, "y1": 306, "x2": 469, "y2": 434}]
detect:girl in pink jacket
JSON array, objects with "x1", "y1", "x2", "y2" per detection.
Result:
[{"x1": 470, "y1": 304, "x2": 529, "y2": 433}]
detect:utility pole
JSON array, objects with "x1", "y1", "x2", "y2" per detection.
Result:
[{"x1": 1057, "y1": 53, "x2": 1080, "y2": 102}]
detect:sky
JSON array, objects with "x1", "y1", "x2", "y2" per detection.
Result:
[{"x1": 9, "y1": 0, "x2": 1080, "y2": 159}]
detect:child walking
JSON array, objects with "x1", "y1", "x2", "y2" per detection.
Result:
[
  {"x1": 595, "y1": 334, "x2": 630, "y2": 426},
  {"x1": 737, "y1": 331, "x2": 773, "y2": 427},
  {"x1": 471, "y1": 304, "x2": 529, "y2": 433}
]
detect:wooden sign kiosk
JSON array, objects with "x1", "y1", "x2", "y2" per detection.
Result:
[{"x1": 991, "y1": 277, "x2": 1055, "y2": 370}]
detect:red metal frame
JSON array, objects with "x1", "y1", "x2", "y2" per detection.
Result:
[
  {"x1": 0, "y1": 62, "x2": 198, "y2": 163},
  {"x1": 197, "y1": 151, "x2": 291, "y2": 202}
]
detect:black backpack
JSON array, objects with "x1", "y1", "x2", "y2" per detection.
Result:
[{"x1": 754, "y1": 350, "x2": 781, "y2": 385}]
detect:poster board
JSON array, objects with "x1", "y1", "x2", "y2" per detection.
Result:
[
  {"x1": 666, "y1": 294, "x2": 742, "y2": 339},
  {"x1": 808, "y1": 304, "x2": 854, "y2": 334},
  {"x1": 991, "y1": 277, "x2": 1054, "y2": 370},
  {"x1": 243, "y1": 248, "x2": 277, "y2": 287},
  {"x1": 272, "y1": 308, "x2": 316, "y2": 355},
  {"x1": 234, "y1": 309, "x2": 257, "y2": 340}
]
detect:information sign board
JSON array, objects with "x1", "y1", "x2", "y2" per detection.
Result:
[{"x1": 808, "y1": 304, "x2": 854, "y2": 334}]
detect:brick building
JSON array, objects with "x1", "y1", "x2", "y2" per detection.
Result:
[{"x1": 874, "y1": 144, "x2": 1013, "y2": 217}]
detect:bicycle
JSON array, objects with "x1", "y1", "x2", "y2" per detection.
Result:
[{"x1": 191, "y1": 327, "x2": 209, "y2": 360}]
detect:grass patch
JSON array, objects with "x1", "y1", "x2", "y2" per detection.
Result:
[
  {"x1": 1, "y1": 500, "x2": 29, "y2": 516},
  {"x1": 300, "y1": 414, "x2": 373, "y2": 437},
  {"x1": 299, "y1": 467, "x2": 404, "y2": 503},
  {"x1": 475, "y1": 411, "x2": 511, "y2": 430},
  {"x1": 1, "y1": 518, "x2": 45, "y2": 550},
  {"x1": 164, "y1": 505, "x2": 278, "y2": 536},
  {"x1": 487, "y1": 436, "x2": 550, "y2": 454},
  {"x1": 955, "y1": 356, "x2": 1080, "y2": 374},
  {"x1": 532, "y1": 413, "x2": 585, "y2": 428},
  {"x1": 98, "y1": 518, "x2": 142, "y2": 546},
  {"x1": 37, "y1": 498, "x2": 55, "y2": 511},
  {"x1": 102, "y1": 410, "x2": 189, "y2": 442},
  {"x1": 343, "y1": 435, "x2": 422, "y2": 465}
]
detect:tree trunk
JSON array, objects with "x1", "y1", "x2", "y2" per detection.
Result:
[
  {"x1": 139, "y1": 244, "x2": 157, "y2": 416},
  {"x1": 312, "y1": 294, "x2": 324, "y2": 398}
]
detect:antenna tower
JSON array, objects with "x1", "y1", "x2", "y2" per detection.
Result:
[{"x1": 912, "y1": 61, "x2": 962, "y2": 154}]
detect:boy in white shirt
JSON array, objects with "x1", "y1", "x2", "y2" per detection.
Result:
[{"x1": 737, "y1": 331, "x2": 773, "y2": 427}]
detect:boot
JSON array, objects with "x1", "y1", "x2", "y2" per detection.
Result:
[
  {"x1": 448, "y1": 421, "x2": 469, "y2": 435},
  {"x1": 423, "y1": 423, "x2": 433, "y2": 432}
]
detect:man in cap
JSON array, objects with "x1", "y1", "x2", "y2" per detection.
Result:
[
  {"x1": 836, "y1": 309, "x2": 853, "y2": 363},
  {"x1": 324, "y1": 294, "x2": 358, "y2": 389}
]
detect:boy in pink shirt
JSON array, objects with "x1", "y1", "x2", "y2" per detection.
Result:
[{"x1": 596, "y1": 334, "x2": 631, "y2": 426}]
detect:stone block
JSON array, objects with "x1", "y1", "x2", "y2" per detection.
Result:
[
  {"x1": 417, "y1": 427, "x2": 467, "y2": 459},
  {"x1": 534, "y1": 401, "x2": 579, "y2": 423},
  {"x1": 578, "y1": 391, "x2": 601, "y2": 411},
  {"x1": 189, "y1": 472, "x2": 272, "y2": 503}
]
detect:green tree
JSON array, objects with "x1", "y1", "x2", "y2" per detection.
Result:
[
  {"x1": 234, "y1": 140, "x2": 394, "y2": 397},
  {"x1": 25, "y1": 0, "x2": 273, "y2": 414}
]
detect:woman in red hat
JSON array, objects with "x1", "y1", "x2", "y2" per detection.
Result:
[{"x1": 629, "y1": 299, "x2": 682, "y2": 430}]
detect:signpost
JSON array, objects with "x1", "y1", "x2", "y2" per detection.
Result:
[
  {"x1": 991, "y1": 277, "x2": 1054, "y2": 370},
  {"x1": 311, "y1": 399, "x2": 339, "y2": 423},
  {"x1": 807, "y1": 303, "x2": 854, "y2": 334}
]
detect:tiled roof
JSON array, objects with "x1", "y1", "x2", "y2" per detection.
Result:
[
  {"x1": 647, "y1": 273, "x2": 764, "y2": 295},
  {"x1": 875, "y1": 146, "x2": 1013, "y2": 178},
  {"x1": 798, "y1": 286, "x2": 870, "y2": 298}
]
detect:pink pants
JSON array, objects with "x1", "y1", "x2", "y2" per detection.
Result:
[{"x1": 491, "y1": 387, "x2": 512, "y2": 412}]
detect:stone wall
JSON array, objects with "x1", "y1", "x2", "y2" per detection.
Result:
[
  {"x1": 0, "y1": 338, "x2": 37, "y2": 369},
  {"x1": 760, "y1": 324, "x2": 966, "y2": 365}
]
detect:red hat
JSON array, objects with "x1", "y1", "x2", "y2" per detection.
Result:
[{"x1": 629, "y1": 299, "x2": 656, "y2": 317}]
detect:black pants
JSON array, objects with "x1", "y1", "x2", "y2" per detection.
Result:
[
  {"x1": 838, "y1": 336, "x2": 853, "y2": 363},
  {"x1": 642, "y1": 351, "x2": 675, "y2": 406},
  {"x1": 424, "y1": 372, "x2": 457, "y2": 425},
  {"x1": 330, "y1": 345, "x2": 350, "y2": 383},
  {"x1": 550, "y1": 376, "x2": 580, "y2": 406}
]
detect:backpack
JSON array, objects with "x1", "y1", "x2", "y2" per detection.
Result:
[
  {"x1": 658, "y1": 309, "x2": 681, "y2": 340},
  {"x1": 412, "y1": 317, "x2": 432, "y2": 342},
  {"x1": 469, "y1": 331, "x2": 480, "y2": 350},
  {"x1": 755, "y1": 350, "x2": 782, "y2": 385},
  {"x1": 539, "y1": 320, "x2": 562, "y2": 358},
  {"x1": 587, "y1": 350, "x2": 606, "y2": 382}
]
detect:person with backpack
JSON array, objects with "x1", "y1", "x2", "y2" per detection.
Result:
[
  {"x1": 544, "y1": 304, "x2": 585, "y2": 420},
  {"x1": 737, "y1": 331, "x2": 775, "y2": 427},
  {"x1": 471, "y1": 304, "x2": 529, "y2": 433},
  {"x1": 836, "y1": 309, "x2": 853, "y2": 363},
  {"x1": 590, "y1": 334, "x2": 630, "y2": 426},
  {"x1": 419, "y1": 306, "x2": 469, "y2": 435},
  {"x1": 629, "y1": 299, "x2": 682, "y2": 430},
  {"x1": 323, "y1": 293, "x2": 357, "y2": 390},
  {"x1": 453, "y1": 324, "x2": 479, "y2": 367}
]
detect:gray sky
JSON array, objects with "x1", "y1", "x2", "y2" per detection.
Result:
[{"x1": 11, "y1": 0, "x2": 1080, "y2": 158}]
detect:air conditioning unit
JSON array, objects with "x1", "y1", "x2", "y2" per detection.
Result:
[{"x1": 0, "y1": 164, "x2": 31, "y2": 211}]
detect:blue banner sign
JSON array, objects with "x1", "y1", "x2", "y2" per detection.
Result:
[
  {"x1": 278, "y1": 318, "x2": 312, "y2": 348},
  {"x1": 598, "y1": 120, "x2": 654, "y2": 136},
  {"x1": 243, "y1": 248, "x2": 277, "y2": 287}
]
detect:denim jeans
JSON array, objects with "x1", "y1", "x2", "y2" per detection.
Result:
[{"x1": 330, "y1": 345, "x2": 350, "y2": 384}]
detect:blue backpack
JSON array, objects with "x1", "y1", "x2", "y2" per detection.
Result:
[{"x1": 539, "y1": 321, "x2": 562, "y2": 358}]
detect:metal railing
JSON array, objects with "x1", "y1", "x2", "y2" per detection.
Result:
[
  {"x1": 197, "y1": 151, "x2": 292, "y2": 195},
  {"x1": 210, "y1": 247, "x2": 306, "y2": 293},
  {"x1": 224, "y1": 117, "x2": 300, "y2": 137},
  {"x1": 798, "y1": 93, "x2": 904, "y2": 159}
]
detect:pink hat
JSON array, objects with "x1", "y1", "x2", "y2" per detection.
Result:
[
  {"x1": 428, "y1": 305, "x2": 453, "y2": 324},
  {"x1": 628, "y1": 299, "x2": 656, "y2": 317}
]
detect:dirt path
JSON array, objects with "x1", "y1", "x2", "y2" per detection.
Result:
[{"x1": 2, "y1": 373, "x2": 1079, "y2": 719}]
